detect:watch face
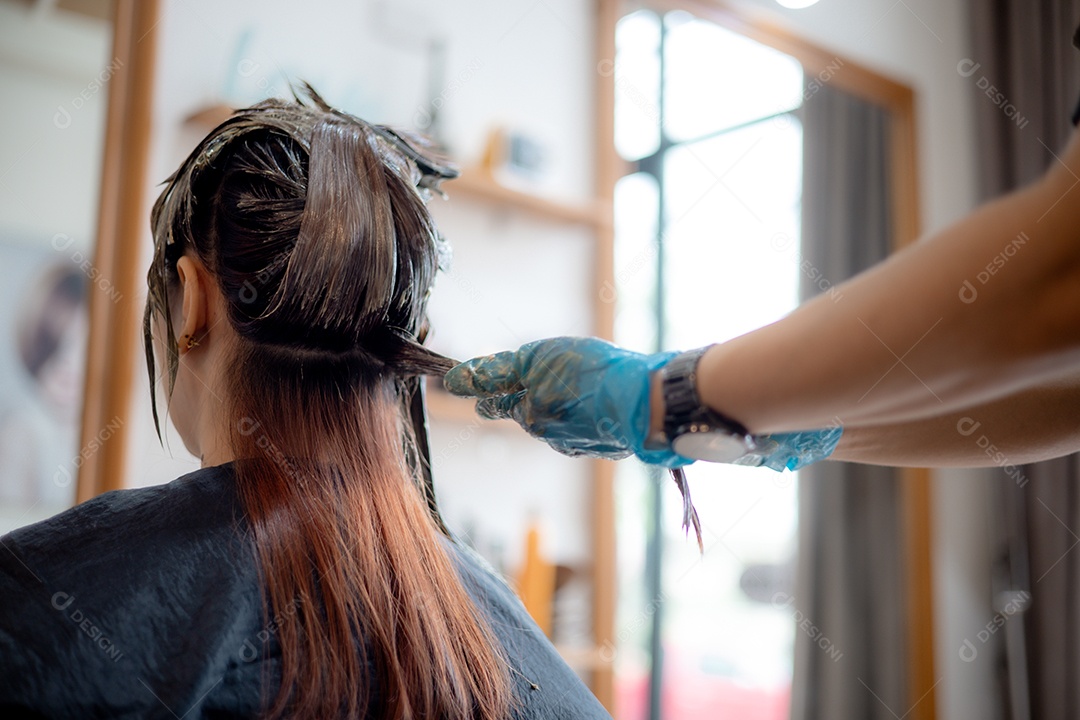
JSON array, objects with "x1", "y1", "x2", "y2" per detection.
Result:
[{"x1": 672, "y1": 431, "x2": 751, "y2": 462}]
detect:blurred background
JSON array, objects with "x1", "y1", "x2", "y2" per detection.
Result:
[{"x1": 2, "y1": 0, "x2": 1077, "y2": 718}]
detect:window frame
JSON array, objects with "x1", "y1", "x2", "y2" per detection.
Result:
[{"x1": 595, "y1": 1, "x2": 930, "y2": 717}]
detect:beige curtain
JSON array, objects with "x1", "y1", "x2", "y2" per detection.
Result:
[
  {"x1": 968, "y1": 2, "x2": 1080, "y2": 718},
  {"x1": 790, "y1": 83, "x2": 908, "y2": 720}
]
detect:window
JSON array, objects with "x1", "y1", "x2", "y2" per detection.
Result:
[{"x1": 612, "y1": 9, "x2": 807, "y2": 719}]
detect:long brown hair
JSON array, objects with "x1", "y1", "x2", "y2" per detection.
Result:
[{"x1": 143, "y1": 87, "x2": 513, "y2": 719}]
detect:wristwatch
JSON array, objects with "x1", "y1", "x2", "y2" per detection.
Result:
[{"x1": 658, "y1": 346, "x2": 756, "y2": 462}]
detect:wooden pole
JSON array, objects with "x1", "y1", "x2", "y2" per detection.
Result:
[
  {"x1": 590, "y1": 0, "x2": 620, "y2": 711},
  {"x1": 76, "y1": 0, "x2": 159, "y2": 502}
]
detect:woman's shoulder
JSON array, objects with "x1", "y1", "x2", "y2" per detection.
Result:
[
  {"x1": 0, "y1": 463, "x2": 265, "y2": 718},
  {"x1": 445, "y1": 540, "x2": 613, "y2": 719},
  {"x1": 1, "y1": 463, "x2": 244, "y2": 577}
]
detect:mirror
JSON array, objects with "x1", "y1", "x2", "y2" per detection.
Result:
[{"x1": 0, "y1": 0, "x2": 113, "y2": 532}]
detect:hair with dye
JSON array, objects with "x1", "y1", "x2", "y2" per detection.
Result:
[{"x1": 143, "y1": 86, "x2": 512, "y2": 719}]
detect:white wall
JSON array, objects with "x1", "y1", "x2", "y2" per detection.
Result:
[
  {"x1": 726, "y1": 1, "x2": 995, "y2": 718},
  {"x1": 0, "y1": 2, "x2": 111, "y2": 241}
]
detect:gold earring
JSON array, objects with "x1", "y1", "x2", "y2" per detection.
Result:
[{"x1": 181, "y1": 334, "x2": 200, "y2": 350}]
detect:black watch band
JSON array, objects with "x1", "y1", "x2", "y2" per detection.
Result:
[{"x1": 660, "y1": 346, "x2": 754, "y2": 462}]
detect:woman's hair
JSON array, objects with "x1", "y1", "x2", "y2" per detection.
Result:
[{"x1": 143, "y1": 86, "x2": 512, "y2": 719}]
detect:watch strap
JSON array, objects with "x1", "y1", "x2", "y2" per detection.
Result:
[{"x1": 660, "y1": 346, "x2": 750, "y2": 442}]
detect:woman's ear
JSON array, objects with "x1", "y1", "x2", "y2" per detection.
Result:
[{"x1": 175, "y1": 255, "x2": 208, "y2": 354}]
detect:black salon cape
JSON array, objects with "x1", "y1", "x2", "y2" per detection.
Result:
[{"x1": 0, "y1": 463, "x2": 611, "y2": 719}]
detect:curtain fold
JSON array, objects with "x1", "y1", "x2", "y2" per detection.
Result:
[
  {"x1": 970, "y1": 0, "x2": 1080, "y2": 198},
  {"x1": 1017, "y1": 461, "x2": 1080, "y2": 717},
  {"x1": 791, "y1": 83, "x2": 907, "y2": 720},
  {"x1": 968, "y1": 2, "x2": 1080, "y2": 718}
]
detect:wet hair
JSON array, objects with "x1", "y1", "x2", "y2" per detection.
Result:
[{"x1": 143, "y1": 86, "x2": 512, "y2": 719}]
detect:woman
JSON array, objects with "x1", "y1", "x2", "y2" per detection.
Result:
[{"x1": 0, "y1": 88, "x2": 610, "y2": 719}]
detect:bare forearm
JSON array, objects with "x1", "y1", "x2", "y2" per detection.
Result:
[
  {"x1": 830, "y1": 377, "x2": 1080, "y2": 468},
  {"x1": 697, "y1": 130, "x2": 1080, "y2": 435}
]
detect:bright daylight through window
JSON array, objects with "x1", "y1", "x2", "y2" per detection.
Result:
[{"x1": 611, "y1": 8, "x2": 809, "y2": 720}]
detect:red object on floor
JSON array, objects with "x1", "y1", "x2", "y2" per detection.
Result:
[{"x1": 614, "y1": 650, "x2": 790, "y2": 720}]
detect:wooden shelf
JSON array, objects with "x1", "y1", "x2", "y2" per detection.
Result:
[
  {"x1": 184, "y1": 102, "x2": 233, "y2": 130},
  {"x1": 446, "y1": 170, "x2": 611, "y2": 230},
  {"x1": 425, "y1": 383, "x2": 518, "y2": 432},
  {"x1": 182, "y1": 103, "x2": 611, "y2": 230}
]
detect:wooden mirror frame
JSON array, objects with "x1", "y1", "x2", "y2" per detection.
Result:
[{"x1": 77, "y1": 0, "x2": 160, "y2": 503}]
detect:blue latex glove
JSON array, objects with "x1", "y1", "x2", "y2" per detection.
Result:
[
  {"x1": 735, "y1": 427, "x2": 844, "y2": 472},
  {"x1": 444, "y1": 337, "x2": 691, "y2": 467},
  {"x1": 444, "y1": 336, "x2": 843, "y2": 471}
]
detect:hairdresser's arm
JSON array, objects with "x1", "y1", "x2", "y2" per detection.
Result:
[
  {"x1": 447, "y1": 131, "x2": 1080, "y2": 468},
  {"x1": 695, "y1": 128, "x2": 1080, "y2": 435},
  {"x1": 826, "y1": 374, "x2": 1080, "y2": 467}
]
